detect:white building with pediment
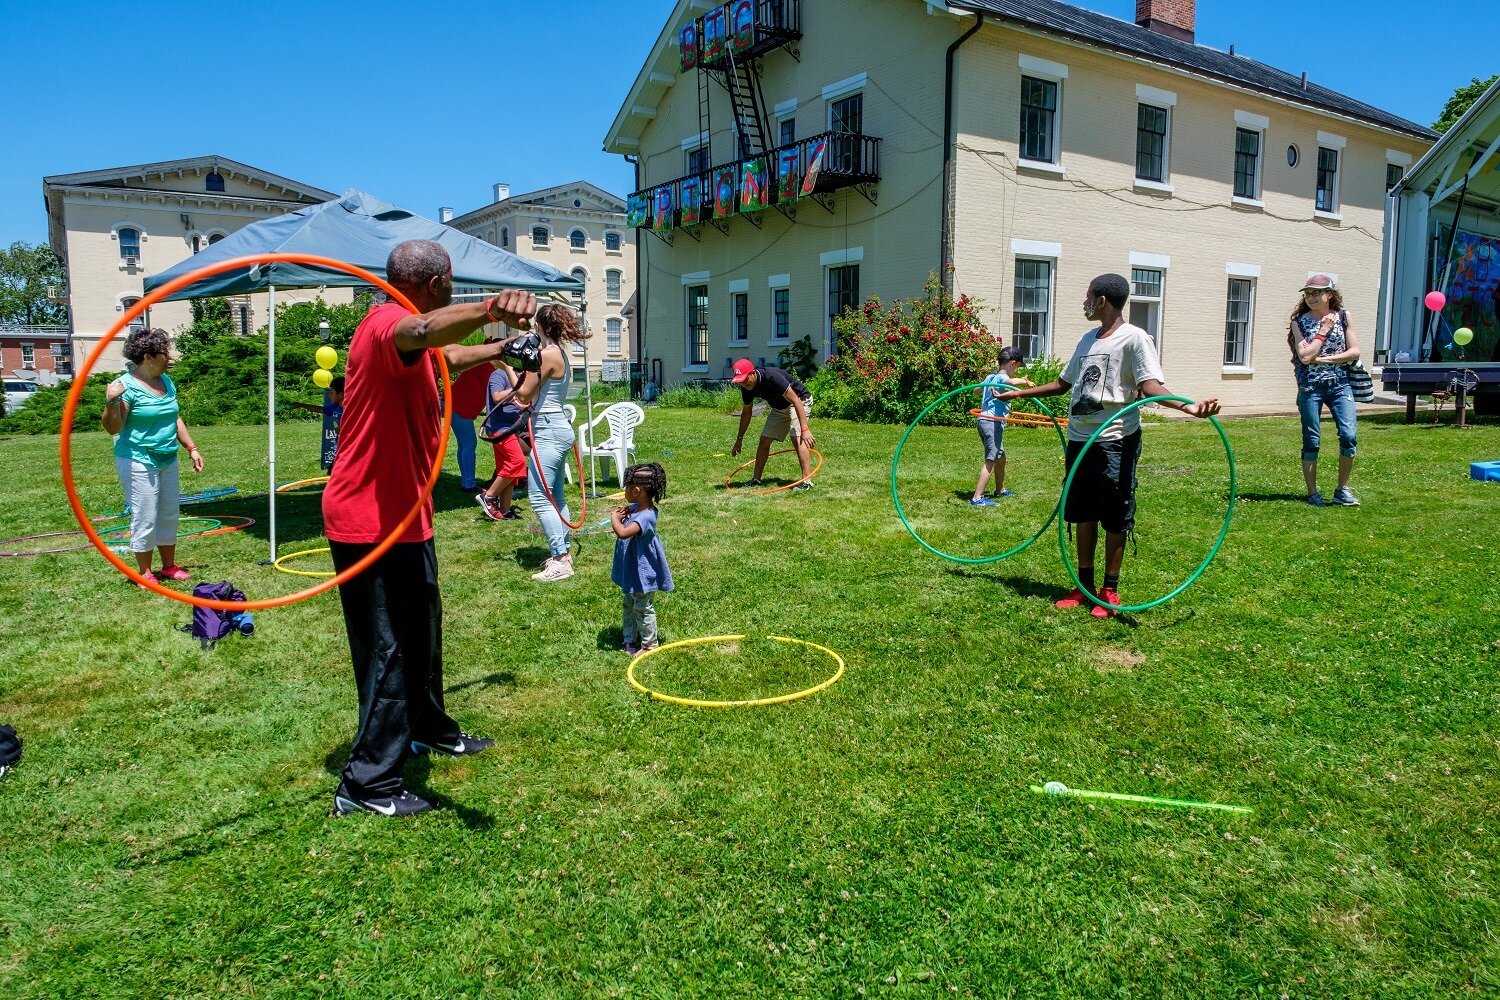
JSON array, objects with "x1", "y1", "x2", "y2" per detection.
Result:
[
  {"x1": 447, "y1": 181, "x2": 636, "y2": 381},
  {"x1": 44, "y1": 156, "x2": 342, "y2": 372}
]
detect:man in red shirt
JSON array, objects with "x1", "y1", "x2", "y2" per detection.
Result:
[{"x1": 325, "y1": 239, "x2": 535, "y2": 817}]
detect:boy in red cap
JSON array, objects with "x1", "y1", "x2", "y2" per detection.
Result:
[{"x1": 729, "y1": 359, "x2": 816, "y2": 490}]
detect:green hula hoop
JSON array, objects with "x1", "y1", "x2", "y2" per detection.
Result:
[
  {"x1": 891, "y1": 382, "x2": 1067, "y2": 564},
  {"x1": 1057, "y1": 395, "x2": 1235, "y2": 613},
  {"x1": 106, "y1": 517, "x2": 224, "y2": 550}
]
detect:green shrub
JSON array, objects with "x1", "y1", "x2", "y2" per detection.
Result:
[{"x1": 656, "y1": 384, "x2": 741, "y2": 410}]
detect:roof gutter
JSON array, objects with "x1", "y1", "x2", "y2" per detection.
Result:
[{"x1": 940, "y1": 7, "x2": 985, "y2": 292}]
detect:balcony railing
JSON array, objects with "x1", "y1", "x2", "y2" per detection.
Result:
[
  {"x1": 630, "y1": 131, "x2": 880, "y2": 234},
  {"x1": 685, "y1": 0, "x2": 801, "y2": 72}
]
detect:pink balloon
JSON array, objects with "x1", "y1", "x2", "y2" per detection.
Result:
[{"x1": 1424, "y1": 290, "x2": 1447, "y2": 311}]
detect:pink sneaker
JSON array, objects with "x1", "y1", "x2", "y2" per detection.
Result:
[
  {"x1": 159, "y1": 565, "x2": 192, "y2": 581},
  {"x1": 1055, "y1": 587, "x2": 1092, "y2": 609},
  {"x1": 1091, "y1": 587, "x2": 1121, "y2": 619},
  {"x1": 135, "y1": 569, "x2": 160, "y2": 589}
]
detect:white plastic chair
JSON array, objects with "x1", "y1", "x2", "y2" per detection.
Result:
[
  {"x1": 577, "y1": 402, "x2": 646, "y2": 486},
  {"x1": 562, "y1": 404, "x2": 577, "y2": 483}
]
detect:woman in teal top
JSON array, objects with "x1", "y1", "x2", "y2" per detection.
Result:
[{"x1": 101, "y1": 328, "x2": 205, "y2": 585}]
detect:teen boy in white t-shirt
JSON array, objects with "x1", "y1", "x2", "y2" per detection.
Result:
[{"x1": 998, "y1": 273, "x2": 1220, "y2": 618}]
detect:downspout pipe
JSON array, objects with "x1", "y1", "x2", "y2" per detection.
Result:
[
  {"x1": 626, "y1": 153, "x2": 644, "y2": 396},
  {"x1": 941, "y1": 7, "x2": 985, "y2": 292}
]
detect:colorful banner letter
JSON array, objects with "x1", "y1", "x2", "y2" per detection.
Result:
[
  {"x1": 703, "y1": 5, "x2": 727, "y2": 62},
  {"x1": 681, "y1": 176, "x2": 702, "y2": 226},
  {"x1": 731, "y1": 0, "x2": 755, "y2": 52},
  {"x1": 653, "y1": 185, "x2": 675, "y2": 235},
  {"x1": 680, "y1": 22, "x2": 699, "y2": 72},
  {"x1": 627, "y1": 192, "x2": 650, "y2": 229},
  {"x1": 740, "y1": 157, "x2": 768, "y2": 213},
  {"x1": 713, "y1": 167, "x2": 737, "y2": 219},
  {"x1": 777, "y1": 146, "x2": 801, "y2": 202},
  {"x1": 800, "y1": 139, "x2": 827, "y2": 198}
]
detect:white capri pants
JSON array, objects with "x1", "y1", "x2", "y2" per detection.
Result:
[{"x1": 115, "y1": 456, "x2": 181, "y2": 553}]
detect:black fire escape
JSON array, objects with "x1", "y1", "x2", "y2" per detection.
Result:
[{"x1": 633, "y1": 0, "x2": 881, "y2": 240}]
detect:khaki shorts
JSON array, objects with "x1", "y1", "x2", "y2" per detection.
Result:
[{"x1": 761, "y1": 396, "x2": 811, "y2": 442}]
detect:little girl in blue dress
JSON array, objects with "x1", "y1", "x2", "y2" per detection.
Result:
[{"x1": 610, "y1": 463, "x2": 673, "y2": 653}]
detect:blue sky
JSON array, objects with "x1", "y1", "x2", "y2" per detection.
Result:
[{"x1": 2, "y1": 1, "x2": 1490, "y2": 246}]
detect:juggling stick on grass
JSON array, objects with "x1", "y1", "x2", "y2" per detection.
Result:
[{"x1": 1032, "y1": 782, "x2": 1252, "y2": 814}]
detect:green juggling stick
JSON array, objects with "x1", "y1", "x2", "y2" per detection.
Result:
[{"x1": 1032, "y1": 782, "x2": 1252, "y2": 814}]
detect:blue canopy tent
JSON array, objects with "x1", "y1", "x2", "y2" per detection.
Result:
[{"x1": 144, "y1": 190, "x2": 591, "y2": 562}]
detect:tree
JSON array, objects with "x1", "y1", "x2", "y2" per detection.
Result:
[
  {"x1": 1432, "y1": 75, "x2": 1498, "y2": 134},
  {"x1": 0, "y1": 241, "x2": 68, "y2": 326}
]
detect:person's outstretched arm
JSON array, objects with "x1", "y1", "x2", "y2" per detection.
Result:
[
  {"x1": 1137, "y1": 379, "x2": 1219, "y2": 418},
  {"x1": 394, "y1": 289, "x2": 535, "y2": 356}
]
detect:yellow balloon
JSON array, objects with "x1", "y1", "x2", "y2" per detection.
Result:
[
  {"x1": 312, "y1": 368, "x2": 333, "y2": 389},
  {"x1": 1453, "y1": 327, "x2": 1474, "y2": 346},
  {"x1": 315, "y1": 345, "x2": 338, "y2": 370}
]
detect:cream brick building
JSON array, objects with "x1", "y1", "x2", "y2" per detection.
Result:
[
  {"x1": 44, "y1": 156, "x2": 340, "y2": 373},
  {"x1": 447, "y1": 182, "x2": 636, "y2": 382},
  {"x1": 605, "y1": 0, "x2": 1433, "y2": 408}
]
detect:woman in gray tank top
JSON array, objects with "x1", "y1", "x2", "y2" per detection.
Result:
[{"x1": 514, "y1": 304, "x2": 587, "y2": 581}]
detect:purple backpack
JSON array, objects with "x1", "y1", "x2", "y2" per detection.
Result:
[{"x1": 183, "y1": 581, "x2": 248, "y2": 648}]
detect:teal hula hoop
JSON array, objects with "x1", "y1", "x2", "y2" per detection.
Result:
[
  {"x1": 891, "y1": 382, "x2": 1067, "y2": 565},
  {"x1": 1057, "y1": 395, "x2": 1235, "y2": 613}
]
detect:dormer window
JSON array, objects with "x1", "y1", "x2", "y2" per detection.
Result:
[{"x1": 206, "y1": 171, "x2": 225, "y2": 192}]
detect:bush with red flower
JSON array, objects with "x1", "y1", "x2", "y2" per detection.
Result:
[{"x1": 808, "y1": 273, "x2": 1060, "y2": 426}]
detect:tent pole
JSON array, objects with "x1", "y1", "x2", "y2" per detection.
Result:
[
  {"x1": 582, "y1": 293, "x2": 599, "y2": 497},
  {"x1": 263, "y1": 285, "x2": 278, "y2": 565}
]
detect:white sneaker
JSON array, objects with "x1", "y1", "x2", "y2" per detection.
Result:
[{"x1": 531, "y1": 559, "x2": 574, "y2": 582}]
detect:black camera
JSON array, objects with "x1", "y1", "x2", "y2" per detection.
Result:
[{"x1": 501, "y1": 333, "x2": 543, "y2": 373}]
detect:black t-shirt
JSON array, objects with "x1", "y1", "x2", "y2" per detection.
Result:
[{"x1": 741, "y1": 366, "x2": 810, "y2": 410}]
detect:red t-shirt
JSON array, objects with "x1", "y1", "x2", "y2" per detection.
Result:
[
  {"x1": 451, "y1": 362, "x2": 491, "y2": 421},
  {"x1": 323, "y1": 303, "x2": 440, "y2": 544}
]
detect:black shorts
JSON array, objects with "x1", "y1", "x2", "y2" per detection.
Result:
[{"x1": 1063, "y1": 429, "x2": 1142, "y2": 533}]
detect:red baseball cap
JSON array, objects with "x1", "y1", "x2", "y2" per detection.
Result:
[{"x1": 730, "y1": 358, "x2": 756, "y2": 384}]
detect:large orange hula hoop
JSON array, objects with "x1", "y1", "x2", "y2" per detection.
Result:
[
  {"x1": 724, "y1": 447, "x2": 824, "y2": 495},
  {"x1": 60, "y1": 252, "x2": 450, "y2": 612},
  {"x1": 968, "y1": 407, "x2": 1067, "y2": 427},
  {"x1": 523, "y1": 411, "x2": 587, "y2": 530}
]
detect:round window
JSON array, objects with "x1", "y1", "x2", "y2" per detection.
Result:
[
  {"x1": 1287, "y1": 144, "x2": 1299, "y2": 168},
  {"x1": 574, "y1": 198, "x2": 583, "y2": 208}
]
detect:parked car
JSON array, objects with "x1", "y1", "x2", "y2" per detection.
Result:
[{"x1": 4, "y1": 379, "x2": 39, "y2": 414}]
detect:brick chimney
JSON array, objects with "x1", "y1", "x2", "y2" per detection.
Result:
[{"x1": 1136, "y1": 0, "x2": 1194, "y2": 43}]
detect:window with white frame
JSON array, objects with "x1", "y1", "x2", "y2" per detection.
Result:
[
  {"x1": 605, "y1": 231, "x2": 622, "y2": 252},
  {"x1": 532, "y1": 226, "x2": 549, "y2": 248},
  {"x1": 605, "y1": 269, "x2": 622, "y2": 303},
  {"x1": 686, "y1": 285, "x2": 709, "y2": 366},
  {"x1": 606, "y1": 318, "x2": 622, "y2": 354},
  {"x1": 1233, "y1": 129, "x2": 1261, "y2": 199},
  {"x1": 1136, "y1": 104, "x2": 1169, "y2": 183},
  {"x1": 1019, "y1": 76, "x2": 1059, "y2": 164},
  {"x1": 570, "y1": 228, "x2": 587, "y2": 250},
  {"x1": 827, "y1": 265, "x2": 859, "y2": 344},
  {"x1": 121, "y1": 295, "x2": 148, "y2": 333},
  {"x1": 501, "y1": 226, "x2": 510, "y2": 247},
  {"x1": 205, "y1": 171, "x2": 225, "y2": 192},
  {"x1": 1385, "y1": 162, "x2": 1404, "y2": 192},
  {"x1": 685, "y1": 141, "x2": 709, "y2": 176},
  {"x1": 237, "y1": 304, "x2": 250, "y2": 336},
  {"x1": 830, "y1": 93, "x2": 863, "y2": 135},
  {"x1": 117, "y1": 227, "x2": 141, "y2": 263},
  {"x1": 779, "y1": 116, "x2": 796, "y2": 148},
  {"x1": 1129, "y1": 268, "x2": 1165, "y2": 351},
  {"x1": 571, "y1": 267, "x2": 587, "y2": 302},
  {"x1": 731, "y1": 291, "x2": 748, "y2": 343},
  {"x1": 1012, "y1": 258, "x2": 1053, "y2": 359},
  {"x1": 1224, "y1": 278, "x2": 1255, "y2": 366},
  {"x1": 207, "y1": 232, "x2": 224, "y2": 245},
  {"x1": 1316, "y1": 146, "x2": 1340, "y2": 213},
  {"x1": 771, "y1": 285, "x2": 790, "y2": 342},
  {"x1": 20, "y1": 344, "x2": 35, "y2": 368}
]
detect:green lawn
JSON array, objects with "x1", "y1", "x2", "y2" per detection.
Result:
[{"x1": 1, "y1": 407, "x2": 1497, "y2": 998}]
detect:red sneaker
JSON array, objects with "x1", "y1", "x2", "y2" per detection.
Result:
[
  {"x1": 134, "y1": 569, "x2": 160, "y2": 589},
  {"x1": 1091, "y1": 587, "x2": 1121, "y2": 619},
  {"x1": 1055, "y1": 587, "x2": 1092, "y2": 609},
  {"x1": 159, "y1": 565, "x2": 192, "y2": 581}
]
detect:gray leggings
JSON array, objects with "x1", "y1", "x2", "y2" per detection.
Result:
[
  {"x1": 622, "y1": 592, "x2": 658, "y2": 648},
  {"x1": 115, "y1": 456, "x2": 180, "y2": 553}
]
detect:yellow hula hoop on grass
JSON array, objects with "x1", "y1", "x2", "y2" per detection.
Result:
[
  {"x1": 272, "y1": 546, "x2": 334, "y2": 578},
  {"x1": 276, "y1": 477, "x2": 330, "y2": 494},
  {"x1": 627, "y1": 633, "x2": 845, "y2": 708}
]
